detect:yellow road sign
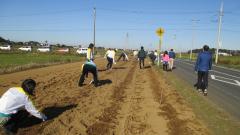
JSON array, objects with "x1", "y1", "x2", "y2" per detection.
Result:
[{"x1": 156, "y1": 28, "x2": 164, "y2": 37}]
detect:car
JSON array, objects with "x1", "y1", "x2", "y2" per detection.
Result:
[
  {"x1": 18, "y1": 46, "x2": 32, "y2": 51},
  {"x1": 76, "y1": 48, "x2": 88, "y2": 54},
  {"x1": 37, "y1": 47, "x2": 50, "y2": 52},
  {"x1": 0, "y1": 45, "x2": 11, "y2": 50},
  {"x1": 57, "y1": 48, "x2": 69, "y2": 53}
]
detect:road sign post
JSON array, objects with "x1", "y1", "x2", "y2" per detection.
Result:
[{"x1": 156, "y1": 28, "x2": 164, "y2": 66}]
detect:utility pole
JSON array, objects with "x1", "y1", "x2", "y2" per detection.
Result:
[
  {"x1": 93, "y1": 7, "x2": 96, "y2": 47},
  {"x1": 126, "y1": 32, "x2": 129, "y2": 50},
  {"x1": 215, "y1": 1, "x2": 224, "y2": 64},
  {"x1": 190, "y1": 19, "x2": 200, "y2": 60}
]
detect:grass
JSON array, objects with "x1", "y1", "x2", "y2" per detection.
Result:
[
  {"x1": 0, "y1": 53, "x2": 83, "y2": 74},
  {"x1": 155, "y1": 66, "x2": 240, "y2": 135}
]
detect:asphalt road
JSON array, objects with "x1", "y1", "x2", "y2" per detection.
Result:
[{"x1": 173, "y1": 59, "x2": 240, "y2": 120}]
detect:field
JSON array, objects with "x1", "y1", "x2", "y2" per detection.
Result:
[
  {"x1": 0, "y1": 53, "x2": 83, "y2": 74},
  {"x1": 176, "y1": 53, "x2": 240, "y2": 70},
  {"x1": 1, "y1": 57, "x2": 239, "y2": 135},
  {"x1": 0, "y1": 58, "x2": 212, "y2": 135}
]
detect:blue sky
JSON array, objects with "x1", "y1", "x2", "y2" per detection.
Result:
[{"x1": 0, "y1": 0, "x2": 240, "y2": 51}]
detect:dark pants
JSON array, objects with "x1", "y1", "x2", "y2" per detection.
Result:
[
  {"x1": 107, "y1": 57, "x2": 113, "y2": 69},
  {"x1": 197, "y1": 71, "x2": 208, "y2": 90},
  {"x1": 139, "y1": 58, "x2": 145, "y2": 69},
  {"x1": 163, "y1": 61, "x2": 168, "y2": 71},
  {"x1": 1, "y1": 110, "x2": 31, "y2": 134},
  {"x1": 79, "y1": 65, "x2": 98, "y2": 87},
  {"x1": 117, "y1": 53, "x2": 126, "y2": 61}
]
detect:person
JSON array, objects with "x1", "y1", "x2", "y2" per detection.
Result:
[
  {"x1": 117, "y1": 50, "x2": 128, "y2": 62},
  {"x1": 87, "y1": 43, "x2": 94, "y2": 61},
  {"x1": 138, "y1": 46, "x2": 146, "y2": 69},
  {"x1": 0, "y1": 79, "x2": 47, "y2": 135},
  {"x1": 162, "y1": 51, "x2": 170, "y2": 71},
  {"x1": 195, "y1": 45, "x2": 212, "y2": 96},
  {"x1": 79, "y1": 60, "x2": 99, "y2": 87},
  {"x1": 148, "y1": 51, "x2": 156, "y2": 65},
  {"x1": 105, "y1": 48, "x2": 116, "y2": 70},
  {"x1": 168, "y1": 49, "x2": 176, "y2": 71}
]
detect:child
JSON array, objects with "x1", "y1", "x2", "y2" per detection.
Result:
[
  {"x1": 162, "y1": 51, "x2": 170, "y2": 71},
  {"x1": 79, "y1": 60, "x2": 99, "y2": 87},
  {"x1": 0, "y1": 79, "x2": 47, "y2": 134}
]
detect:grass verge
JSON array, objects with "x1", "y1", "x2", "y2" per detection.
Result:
[
  {"x1": 0, "y1": 53, "x2": 83, "y2": 74},
  {"x1": 154, "y1": 66, "x2": 240, "y2": 135}
]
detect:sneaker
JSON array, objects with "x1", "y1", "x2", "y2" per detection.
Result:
[
  {"x1": 204, "y1": 89, "x2": 207, "y2": 96},
  {"x1": 198, "y1": 89, "x2": 203, "y2": 94}
]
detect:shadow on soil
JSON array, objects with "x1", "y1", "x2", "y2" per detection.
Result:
[
  {"x1": 98, "y1": 67, "x2": 126, "y2": 72},
  {"x1": 98, "y1": 79, "x2": 112, "y2": 86},
  {"x1": 8, "y1": 104, "x2": 77, "y2": 133}
]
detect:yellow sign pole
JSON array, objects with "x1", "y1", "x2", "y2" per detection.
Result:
[{"x1": 156, "y1": 28, "x2": 164, "y2": 66}]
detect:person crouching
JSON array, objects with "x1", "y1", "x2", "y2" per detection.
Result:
[
  {"x1": 79, "y1": 60, "x2": 99, "y2": 87},
  {"x1": 0, "y1": 79, "x2": 47, "y2": 135}
]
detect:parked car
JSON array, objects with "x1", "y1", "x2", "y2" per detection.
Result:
[
  {"x1": 18, "y1": 46, "x2": 32, "y2": 51},
  {"x1": 37, "y1": 47, "x2": 50, "y2": 52},
  {"x1": 0, "y1": 45, "x2": 11, "y2": 50},
  {"x1": 76, "y1": 48, "x2": 88, "y2": 54},
  {"x1": 57, "y1": 48, "x2": 69, "y2": 53}
]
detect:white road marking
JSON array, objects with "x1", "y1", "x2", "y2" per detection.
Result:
[
  {"x1": 177, "y1": 60, "x2": 240, "y2": 79},
  {"x1": 210, "y1": 75, "x2": 240, "y2": 87}
]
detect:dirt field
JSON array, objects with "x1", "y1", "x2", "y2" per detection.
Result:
[{"x1": 0, "y1": 58, "x2": 210, "y2": 135}]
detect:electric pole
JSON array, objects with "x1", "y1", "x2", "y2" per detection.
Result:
[
  {"x1": 190, "y1": 19, "x2": 200, "y2": 60},
  {"x1": 215, "y1": 1, "x2": 224, "y2": 64},
  {"x1": 93, "y1": 7, "x2": 96, "y2": 47},
  {"x1": 126, "y1": 32, "x2": 129, "y2": 50}
]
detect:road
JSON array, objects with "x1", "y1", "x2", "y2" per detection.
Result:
[{"x1": 174, "y1": 59, "x2": 240, "y2": 120}]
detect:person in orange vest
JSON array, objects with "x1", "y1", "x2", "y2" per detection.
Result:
[{"x1": 0, "y1": 79, "x2": 47, "y2": 135}]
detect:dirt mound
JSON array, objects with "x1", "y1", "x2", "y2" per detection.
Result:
[{"x1": 0, "y1": 58, "x2": 209, "y2": 135}]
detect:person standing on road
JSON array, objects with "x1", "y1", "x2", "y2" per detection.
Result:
[
  {"x1": 162, "y1": 51, "x2": 170, "y2": 71},
  {"x1": 168, "y1": 49, "x2": 176, "y2": 71},
  {"x1": 0, "y1": 79, "x2": 47, "y2": 135},
  {"x1": 194, "y1": 45, "x2": 212, "y2": 96},
  {"x1": 138, "y1": 46, "x2": 146, "y2": 69},
  {"x1": 79, "y1": 60, "x2": 99, "y2": 87},
  {"x1": 105, "y1": 48, "x2": 116, "y2": 70},
  {"x1": 87, "y1": 43, "x2": 94, "y2": 61}
]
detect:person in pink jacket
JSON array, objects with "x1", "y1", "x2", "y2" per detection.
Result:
[{"x1": 162, "y1": 51, "x2": 170, "y2": 71}]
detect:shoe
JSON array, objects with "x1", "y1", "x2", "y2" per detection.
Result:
[
  {"x1": 78, "y1": 83, "x2": 83, "y2": 87},
  {"x1": 198, "y1": 89, "x2": 203, "y2": 94},
  {"x1": 204, "y1": 89, "x2": 207, "y2": 96}
]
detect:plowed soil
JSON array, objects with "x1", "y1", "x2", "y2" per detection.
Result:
[{"x1": 0, "y1": 58, "x2": 210, "y2": 135}]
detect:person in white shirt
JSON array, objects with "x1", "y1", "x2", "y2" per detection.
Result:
[
  {"x1": 0, "y1": 79, "x2": 47, "y2": 135},
  {"x1": 105, "y1": 48, "x2": 116, "y2": 70}
]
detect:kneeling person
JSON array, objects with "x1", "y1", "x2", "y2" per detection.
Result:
[
  {"x1": 0, "y1": 79, "x2": 47, "y2": 134},
  {"x1": 79, "y1": 60, "x2": 98, "y2": 87}
]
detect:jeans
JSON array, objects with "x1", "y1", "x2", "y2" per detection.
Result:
[
  {"x1": 197, "y1": 71, "x2": 209, "y2": 90},
  {"x1": 107, "y1": 57, "x2": 113, "y2": 69},
  {"x1": 79, "y1": 66, "x2": 98, "y2": 87},
  {"x1": 139, "y1": 58, "x2": 145, "y2": 69}
]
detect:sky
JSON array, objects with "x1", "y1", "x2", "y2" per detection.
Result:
[{"x1": 0, "y1": 0, "x2": 240, "y2": 51}]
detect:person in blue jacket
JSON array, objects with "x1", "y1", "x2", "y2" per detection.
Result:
[
  {"x1": 168, "y1": 49, "x2": 176, "y2": 71},
  {"x1": 195, "y1": 45, "x2": 212, "y2": 96}
]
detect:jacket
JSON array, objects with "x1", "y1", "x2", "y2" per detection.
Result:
[
  {"x1": 87, "y1": 48, "x2": 94, "y2": 60},
  {"x1": 162, "y1": 54, "x2": 170, "y2": 62},
  {"x1": 168, "y1": 51, "x2": 176, "y2": 59},
  {"x1": 138, "y1": 49, "x2": 146, "y2": 58},
  {"x1": 195, "y1": 51, "x2": 212, "y2": 72},
  {"x1": 0, "y1": 87, "x2": 45, "y2": 120},
  {"x1": 81, "y1": 60, "x2": 97, "y2": 71}
]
